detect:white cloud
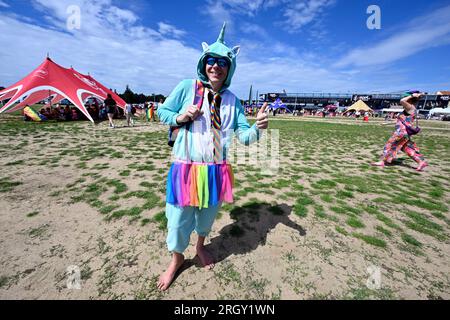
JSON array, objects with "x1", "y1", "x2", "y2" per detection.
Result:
[
  {"x1": 202, "y1": 1, "x2": 233, "y2": 30},
  {"x1": 0, "y1": 0, "x2": 199, "y2": 95},
  {"x1": 239, "y1": 22, "x2": 269, "y2": 38},
  {"x1": 0, "y1": 0, "x2": 445, "y2": 98},
  {"x1": 106, "y1": 6, "x2": 138, "y2": 24},
  {"x1": 34, "y1": 0, "x2": 142, "y2": 36},
  {"x1": 0, "y1": 0, "x2": 9, "y2": 8},
  {"x1": 158, "y1": 22, "x2": 186, "y2": 38},
  {"x1": 205, "y1": 0, "x2": 265, "y2": 17},
  {"x1": 280, "y1": 0, "x2": 335, "y2": 33},
  {"x1": 204, "y1": 0, "x2": 334, "y2": 39},
  {"x1": 335, "y1": 4, "x2": 450, "y2": 68}
]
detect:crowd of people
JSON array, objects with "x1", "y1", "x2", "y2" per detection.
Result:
[
  {"x1": 246, "y1": 107, "x2": 377, "y2": 118},
  {"x1": 35, "y1": 104, "x2": 85, "y2": 121},
  {"x1": 29, "y1": 100, "x2": 122, "y2": 122},
  {"x1": 22, "y1": 95, "x2": 164, "y2": 127}
]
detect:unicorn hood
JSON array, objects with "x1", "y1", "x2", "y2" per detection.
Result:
[{"x1": 197, "y1": 22, "x2": 240, "y2": 91}]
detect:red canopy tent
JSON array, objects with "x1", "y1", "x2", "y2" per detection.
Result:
[{"x1": 0, "y1": 57, "x2": 126, "y2": 122}]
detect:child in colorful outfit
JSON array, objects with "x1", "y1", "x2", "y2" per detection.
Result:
[
  {"x1": 147, "y1": 103, "x2": 155, "y2": 122},
  {"x1": 156, "y1": 23, "x2": 269, "y2": 291},
  {"x1": 372, "y1": 92, "x2": 428, "y2": 171}
]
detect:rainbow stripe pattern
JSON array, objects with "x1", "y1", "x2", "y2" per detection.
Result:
[
  {"x1": 210, "y1": 92, "x2": 222, "y2": 163},
  {"x1": 166, "y1": 162, "x2": 234, "y2": 209},
  {"x1": 24, "y1": 106, "x2": 43, "y2": 122}
]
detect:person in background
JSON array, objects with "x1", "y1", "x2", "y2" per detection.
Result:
[
  {"x1": 51, "y1": 107, "x2": 59, "y2": 120},
  {"x1": 143, "y1": 102, "x2": 149, "y2": 121},
  {"x1": 71, "y1": 107, "x2": 78, "y2": 121},
  {"x1": 104, "y1": 93, "x2": 117, "y2": 128},
  {"x1": 64, "y1": 105, "x2": 72, "y2": 121},
  {"x1": 125, "y1": 103, "x2": 134, "y2": 127},
  {"x1": 98, "y1": 104, "x2": 107, "y2": 121},
  {"x1": 147, "y1": 102, "x2": 155, "y2": 122},
  {"x1": 45, "y1": 107, "x2": 52, "y2": 119},
  {"x1": 372, "y1": 92, "x2": 428, "y2": 171},
  {"x1": 363, "y1": 111, "x2": 369, "y2": 122}
]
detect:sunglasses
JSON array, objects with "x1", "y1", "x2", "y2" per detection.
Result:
[{"x1": 205, "y1": 56, "x2": 229, "y2": 68}]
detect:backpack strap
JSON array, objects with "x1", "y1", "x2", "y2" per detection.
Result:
[
  {"x1": 185, "y1": 80, "x2": 205, "y2": 130},
  {"x1": 168, "y1": 80, "x2": 205, "y2": 148},
  {"x1": 193, "y1": 80, "x2": 205, "y2": 110},
  {"x1": 181, "y1": 80, "x2": 205, "y2": 155}
]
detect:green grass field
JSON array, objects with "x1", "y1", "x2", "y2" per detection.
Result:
[{"x1": 0, "y1": 113, "x2": 449, "y2": 299}]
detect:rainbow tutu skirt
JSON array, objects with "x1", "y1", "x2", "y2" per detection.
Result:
[{"x1": 166, "y1": 162, "x2": 234, "y2": 209}]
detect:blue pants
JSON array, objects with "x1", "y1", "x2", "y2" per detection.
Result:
[{"x1": 166, "y1": 202, "x2": 221, "y2": 253}]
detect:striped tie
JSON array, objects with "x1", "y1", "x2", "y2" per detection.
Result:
[{"x1": 210, "y1": 92, "x2": 222, "y2": 163}]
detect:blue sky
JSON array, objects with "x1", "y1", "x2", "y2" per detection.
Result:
[{"x1": 0, "y1": 0, "x2": 449, "y2": 98}]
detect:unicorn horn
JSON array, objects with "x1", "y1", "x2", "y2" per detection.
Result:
[{"x1": 217, "y1": 22, "x2": 227, "y2": 44}]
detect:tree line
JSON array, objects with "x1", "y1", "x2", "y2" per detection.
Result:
[{"x1": 118, "y1": 85, "x2": 165, "y2": 104}]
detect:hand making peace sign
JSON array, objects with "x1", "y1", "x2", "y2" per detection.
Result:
[{"x1": 256, "y1": 102, "x2": 269, "y2": 129}]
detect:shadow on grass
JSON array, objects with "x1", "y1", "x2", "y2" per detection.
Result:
[
  {"x1": 172, "y1": 202, "x2": 306, "y2": 283},
  {"x1": 385, "y1": 157, "x2": 416, "y2": 169},
  {"x1": 204, "y1": 202, "x2": 305, "y2": 266}
]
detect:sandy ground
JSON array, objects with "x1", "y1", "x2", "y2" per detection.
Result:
[{"x1": 0, "y1": 114, "x2": 449, "y2": 300}]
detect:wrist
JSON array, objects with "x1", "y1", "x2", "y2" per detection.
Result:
[{"x1": 176, "y1": 115, "x2": 186, "y2": 125}]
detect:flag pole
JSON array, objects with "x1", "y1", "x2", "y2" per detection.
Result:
[{"x1": 256, "y1": 90, "x2": 260, "y2": 117}]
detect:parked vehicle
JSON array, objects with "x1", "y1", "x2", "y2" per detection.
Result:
[{"x1": 417, "y1": 109, "x2": 430, "y2": 119}]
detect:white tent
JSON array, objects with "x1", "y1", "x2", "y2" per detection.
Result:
[
  {"x1": 429, "y1": 107, "x2": 450, "y2": 115},
  {"x1": 344, "y1": 100, "x2": 373, "y2": 113}
]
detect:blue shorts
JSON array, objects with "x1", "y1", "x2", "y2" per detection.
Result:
[{"x1": 165, "y1": 202, "x2": 221, "y2": 253}]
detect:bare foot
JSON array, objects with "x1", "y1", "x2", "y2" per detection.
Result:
[
  {"x1": 196, "y1": 246, "x2": 215, "y2": 270},
  {"x1": 416, "y1": 161, "x2": 428, "y2": 172},
  {"x1": 157, "y1": 254, "x2": 184, "y2": 291},
  {"x1": 371, "y1": 161, "x2": 385, "y2": 167}
]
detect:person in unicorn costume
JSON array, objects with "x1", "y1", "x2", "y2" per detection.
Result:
[{"x1": 157, "y1": 22, "x2": 269, "y2": 291}]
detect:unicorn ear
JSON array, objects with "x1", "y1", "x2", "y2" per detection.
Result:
[
  {"x1": 231, "y1": 45, "x2": 240, "y2": 57},
  {"x1": 202, "y1": 42, "x2": 209, "y2": 52}
]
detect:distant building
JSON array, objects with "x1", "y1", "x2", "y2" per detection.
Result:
[{"x1": 260, "y1": 92, "x2": 444, "y2": 111}]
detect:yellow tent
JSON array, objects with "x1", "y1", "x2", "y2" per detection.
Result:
[{"x1": 345, "y1": 100, "x2": 373, "y2": 113}]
